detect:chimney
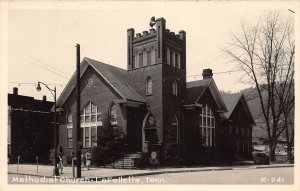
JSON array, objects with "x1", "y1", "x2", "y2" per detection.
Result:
[
  {"x1": 13, "y1": 87, "x2": 18, "y2": 95},
  {"x1": 42, "y1": 95, "x2": 47, "y2": 101},
  {"x1": 202, "y1": 69, "x2": 213, "y2": 79}
]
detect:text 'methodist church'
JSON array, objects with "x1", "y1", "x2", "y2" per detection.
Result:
[{"x1": 56, "y1": 17, "x2": 254, "y2": 166}]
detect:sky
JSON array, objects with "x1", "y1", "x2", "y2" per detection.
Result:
[{"x1": 6, "y1": 3, "x2": 295, "y2": 102}]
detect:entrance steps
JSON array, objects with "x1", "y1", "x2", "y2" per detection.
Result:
[{"x1": 105, "y1": 153, "x2": 143, "y2": 169}]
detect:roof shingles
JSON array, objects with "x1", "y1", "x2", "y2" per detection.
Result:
[
  {"x1": 220, "y1": 93, "x2": 243, "y2": 119},
  {"x1": 184, "y1": 79, "x2": 212, "y2": 104},
  {"x1": 56, "y1": 57, "x2": 145, "y2": 108}
]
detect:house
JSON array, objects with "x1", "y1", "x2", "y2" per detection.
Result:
[
  {"x1": 56, "y1": 18, "x2": 254, "y2": 166},
  {"x1": 8, "y1": 87, "x2": 54, "y2": 163},
  {"x1": 220, "y1": 93, "x2": 255, "y2": 160}
]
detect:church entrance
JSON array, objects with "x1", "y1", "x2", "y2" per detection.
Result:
[
  {"x1": 142, "y1": 113, "x2": 159, "y2": 152},
  {"x1": 127, "y1": 107, "x2": 142, "y2": 152}
]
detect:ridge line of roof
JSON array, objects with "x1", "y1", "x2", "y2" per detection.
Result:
[
  {"x1": 85, "y1": 57, "x2": 146, "y2": 102},
  {"x1": 85, "y1": 58, "x2": 127, "y2": 100}
]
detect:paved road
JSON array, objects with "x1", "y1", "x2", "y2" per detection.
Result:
[
  {"x1": 8, "y1": 167, "x2": 293, "y2": 184},
  {"x1": 139, "y1": 167, "x2": 294, "y2": 184}
]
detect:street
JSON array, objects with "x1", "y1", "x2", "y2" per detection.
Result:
[
  {"x1": 8, "y1": 167, "x2": 293, "y2": 184},
  {"x1": 138, "y1": 167, "x2": 294, "y2": 184}
]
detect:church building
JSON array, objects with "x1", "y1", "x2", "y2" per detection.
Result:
[{"x1": 56, "y1": 18, "x2": 254, "y2": 167}]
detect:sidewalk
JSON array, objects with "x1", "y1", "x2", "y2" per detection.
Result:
[{"x1": 8, "y1": 163, "x2": 294, "y2": 180}]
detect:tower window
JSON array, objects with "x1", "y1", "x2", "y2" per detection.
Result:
[
  {"x1": 170, "y1": 51, "x2": 173, "y2": 66},
  {"x1": 172, "y1": 51, "x2": 176, "y2": 67},
  {"x1": 175, "y1": 53, "x2": 178, "y2": 68},
  {"x1": 147, "y1": 51, "x2": 151, "y2": 66},
  {"x1": 134, "y1": 53, "x2": 139, "y2": 68},
  {"x1": 143, "y1": 50, "x2": 147, "y2": 67},
  {"x1": 167, "y1": 48, "x2": 170, "y2": 65},
  {"x1": 151, "y1": 48, "x2": 155, "y2": 65},
  {"x1": 177, "y1": 53, "x2": 181, "y2": 69},
  {"x1": 172, "y1": 80, "x2": 178, "y2": 96},
  {"x1": 146, "y1": 77, "x2": 153, "y2": 95},
  {"x1": 139, "y1": 53, "x2": 143, "y2": 68}
]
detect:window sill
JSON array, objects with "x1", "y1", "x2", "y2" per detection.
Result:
[{"x1": 146, "y1": 94, "x2": 153, "y2": 97}]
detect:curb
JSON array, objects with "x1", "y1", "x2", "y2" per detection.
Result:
[
  {"x1": 87, "y1": 167, "x2": 234, "y2": 181},
  {"x1": 8, "y1": 164, "x2": 294, "y2": 182},
  {"x1": 88, "y1": 164, "x2": 294, "y2": 181}
]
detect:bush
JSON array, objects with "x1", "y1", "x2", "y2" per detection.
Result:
[
  {"x1": 161, "y1": 142, "x2": 183, "y2": 166},
  {"x1": 91, "y1": 113, "x2": 126, "y2": 166}
]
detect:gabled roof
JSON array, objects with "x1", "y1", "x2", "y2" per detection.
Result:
[
  {"x1": 221, "y1": 93, "x2": 243, "y2": 119},
  {"x1": 56, "y1": 57, "x2": 146, "y2": 108},
  {"x1": 184, "y1": 79, "x2": 212, "y2": 105},
  {"x1": 221, "y1": 93, "x2": 255, "y2": 124},
  {"x1": 184, "y1": 78, "x2": 227, "y2": 112}
]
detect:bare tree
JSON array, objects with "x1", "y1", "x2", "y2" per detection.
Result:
[
  {"x1": 224, "y1": 11, "x2": 294, "y2": 162},
  {"x1": 280, "y1": 80, "x2": 294, "y2": 160}
]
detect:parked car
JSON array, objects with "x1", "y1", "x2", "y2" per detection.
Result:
[{"x1": 253, "y1": 152, "x2": 270, "y2": 165}]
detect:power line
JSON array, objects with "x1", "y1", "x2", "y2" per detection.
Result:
[
  {"x1": 9, "y1": 108, "x2": 52, "y2": 114},
  {"x1": 214, "y1": 69, "x2": 244, "y2": 74},
  {"x1": 8, "y1": 69, "x2": 245, "y2": 87},
  {"x1": 9, "y1": 45, "x2": 71, "y2": 77},
  {"x1": 14, "y1": 36, "x2": 74, "y2": 48},
  {"x1": 187, "y1": 45, "x2": 236, "y2": 72},
  {"x1": 9, "y1": 45, "x2": 71, "y2": 79}
]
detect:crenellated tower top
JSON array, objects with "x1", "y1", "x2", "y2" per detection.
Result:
[{"x1": 127, "y1": 17, "x2": 186, "y2": 71}]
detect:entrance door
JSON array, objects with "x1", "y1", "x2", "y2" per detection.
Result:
[{"x1": 127, "y1": 107, "x2": 142, "y2": 152}]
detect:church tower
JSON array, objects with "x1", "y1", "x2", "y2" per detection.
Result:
[{"x1": 127, "y1": 17, "x2": 186, "y2": 147}]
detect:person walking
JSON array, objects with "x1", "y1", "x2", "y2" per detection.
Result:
[
  {"x1": 57, "y1": 153, "x2": 64, "y2": 174},
  {"x1": 86, "y1": 151, "x2": 92, "y2": 170},
  {"x1": 81, "y1": 153, "x2": 85, "y2": 168}
]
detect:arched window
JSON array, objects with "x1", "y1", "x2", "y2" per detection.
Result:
[
  {"x1": 133, "y1": 55, "x2": 135, "y2": 69},
  {"x1": 177, "y1": 53, "x2": 181, "y2": 69},
  {"x1": 199, "y1": 104, "x2": 215, "y2": 147},
  {"x1": 143, "y1": 49, "x2": 147, "y2": 67},
  {"x1": 171, "y1": 116, "x2": 179, "y2": 143},
  {"x1": 139, "y1": 53, "x2": 143, "y2": 67},
  {"x1": 110, "y1": 103, "x2": 117, "y2": 125},
  {"x1": 134, "y1": 52, "x2": 139, "y2": 68},
  {"x1": 150, "y1": 48, "x2": 155, "y2": 65},
  {"x1": 167, "y1": 48, "x2": 170, "y2": 65},
  {"x1": 144, "y1": 113, "x2": 158, "y2": 143},
  {"x1": 172, "y1": 80, "x2": 178, "y2": 96},
  {"x1": 80, "y1": 102, "x2": 102, "y2": 147},
  {"x1": 146, "y1": 77, "x2": 153, "y2": 95},
  {"x1": 172, "y1": 51, "x2": 176, "y2": 67},
  {"x1": 66, "y1": 111, "x2": 73, "y2": 148}
]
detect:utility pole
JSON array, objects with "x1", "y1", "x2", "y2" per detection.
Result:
[{"x1": 76, "y1": 43, "x2": 82, "y2": 178}]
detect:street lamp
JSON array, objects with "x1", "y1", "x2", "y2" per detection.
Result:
[{"x1": 36, "y1": 81, "x2": 59, "y2": 176}]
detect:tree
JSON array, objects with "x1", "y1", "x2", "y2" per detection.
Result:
[
  {"x1": 281, "y1": 81, "x2": 294, "y2": 160},
  {"x1": 224, "y1": 11, "x2": 294, "y2": 162},
  {"x1": 92, "y1": 113, "x2": 126, "y2": 166}
]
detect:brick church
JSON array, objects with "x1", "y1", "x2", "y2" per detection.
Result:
[{"x1": 56, "y1": 18, "x2": 254, "y2": 166}]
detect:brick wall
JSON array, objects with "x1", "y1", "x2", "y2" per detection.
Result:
[{"x1": 59, "y1": 66, "x2": 125, "y2": 153}]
